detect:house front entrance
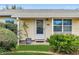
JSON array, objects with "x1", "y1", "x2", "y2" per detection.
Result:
[{"x1": 35, "y1": 19, "x2": 45, "y2": 41}]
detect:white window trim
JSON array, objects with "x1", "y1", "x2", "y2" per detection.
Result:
[{"x1": 53, "y1": 18, "x2": 72, "y2": 34}]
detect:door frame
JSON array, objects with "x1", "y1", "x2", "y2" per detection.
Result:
[{"x1": 35, "y1": 18, "x2": 46, "y2": 40}]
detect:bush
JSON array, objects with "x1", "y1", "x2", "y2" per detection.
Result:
[
  {"x1": 0, "y1": 47, "x2": 6, "y2": 53},
  {"x1": 5, "y1": 23, "x2": 17, "y2": 34},
  {"x1": 0, "y1": 23, "x2": 17, "y2": 34},
  {"x1": 48, "y1": 34, "x2": 79, "y2": 54},
  {"x1": 0, "y1": 27, "x2": 17, "y2": 51},
  {"x1": 0, "y1": 23, "x2": 5, "y2": 28}
]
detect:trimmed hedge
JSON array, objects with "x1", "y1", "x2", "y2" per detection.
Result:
[
  {"x1": 0, "y1": 23, "x2": 17, "y2": 34},
  {"x1": 5, "y1": 23, "x2": 17, "y2": 34},
  {"x1": 0, "y1": 27, "x2": 17, "y2": 51},
  {"x1": 48, "y1": 34, "x2": 79, "y2": 54},
  {"x1": 0, "y1": 23, "x2": 5, "y2": 28}
]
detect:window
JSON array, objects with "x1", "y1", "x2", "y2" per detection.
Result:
[
  {"x1": 5, "y1": 18, "x2": 14, "y2": 24},
  {"x1": 63, "y1": 19, "x2": 72, "y2": 32},
  {"x1": 54, "y1": 26, "x2": 62, "y2": 31},
  {"x1": 63, "y1": 26, "x2": 72, "y2": 32},
  {"x1": 37, "y1": 20, "x2": 43, "y2": 34},
  {"x1": 53, "y1": 19, "x2": 72, "y2": 33},
  {"x1": 4, "y1": 18, "x2": 15, "y2": 31},
  {"x1": 54, "y1": 19, "x2": 62, "y2": 25},
  {"x1": 63, "y1": 19, "x2": 72, "y2": 25},
  {"x1": 53, "y1": 19, "x2": 62, "y2": 32}
]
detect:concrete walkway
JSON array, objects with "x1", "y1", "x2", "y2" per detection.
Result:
[
  {"x1": 14, "y1": 51, "x2": 57, "y2": 55},
  {"x1": 1, "y1": 51, "x2": 57, "y2": 55}
]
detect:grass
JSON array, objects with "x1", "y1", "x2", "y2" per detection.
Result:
[
  {"x1": 16, "y1": 45, "x2": 50, "y2": 51},
  {"x1": 0, "y1": 45, "x2": 50, "y2": 55},
  {"x1": 1, "y1": 52, "x2": 50, "y2": 55}
]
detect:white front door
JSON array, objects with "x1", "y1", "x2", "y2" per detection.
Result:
[{"x1": 35, "y1": 19, "x2": 45, "y2": 40}]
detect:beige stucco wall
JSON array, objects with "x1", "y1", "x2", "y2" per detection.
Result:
[
  {"x1": 0, "y1": 17, "x2": 8, "y2": 23},
  {"x1": 45, "y1": 18, "x2": 52, "y2": 39},
  {"x1": 0, "y1": 17, "x2": 79, "y2": 41},
  {"x1": 20, "y1": 18, "x2": 35, "y2": 40},
  {"x1": 20, "y1": 18, "x2": 52, "y2": 40},
  {"x1": 72, "y1": 18, "x2": 79, "y2": 35},
  {"x1": 20, "y1": 18, "x2": 79, "y2": 40}
]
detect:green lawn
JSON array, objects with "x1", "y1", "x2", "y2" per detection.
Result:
[
  {"x1": 0, "y1": 45, "x2": 50, "y2": 55},
  {"x1": 16, "y1": 45, "x2": 50, "y2": 51}
]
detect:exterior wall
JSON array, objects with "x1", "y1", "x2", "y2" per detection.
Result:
[
  {"x1": 0, "y1": 16, "x2": 79, "y2": 41},
  {"x1": 20, "y1": 18, "x2": 35, "y2": 40},
  {"x1": 45, "y1": 18, "x2": 52, "y2": 39},
  {"x1": 0, "y1": 17, "x2": 7, "y2": 23},
  {"x1": 72, "y1": 18, "x2": 79, "y2": 35},
  {"x1": 52, "y1": 18, "x2": 79, "y2": 35},
  {"x1": 20, "y1": 18, "x2": 52, "y2": 41},
  {"x1": 20, "y1": 18, "x2": 79, "y2": 41}
]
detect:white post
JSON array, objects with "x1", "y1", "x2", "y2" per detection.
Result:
[
  {"x1": 16, "y1": 17, "x2": 20, "y2": 46},
  {"x1": 52, "y1": 18, "x2": 53, "y2": 35}
]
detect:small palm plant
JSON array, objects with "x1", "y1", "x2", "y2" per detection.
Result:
[
  {"x1": 22, "y1": 21, "x2": 31, "y2": 44},
  {"x1": 23, "y1": 22, "x2": 28, "y2": 38}
]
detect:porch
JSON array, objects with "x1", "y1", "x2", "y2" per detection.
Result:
[
  {"x1": 17, "y1": 17, "x2": 79, "y2": 45},
  {"x1": 18, "y1": 18, "x2": 52, "y2": 44}
]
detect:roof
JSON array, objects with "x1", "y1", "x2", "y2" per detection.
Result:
[{"x1": 0, "y1": 9, "x2": 79, "y2": 18}]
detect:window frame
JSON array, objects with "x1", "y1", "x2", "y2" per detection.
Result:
[
  {"x1": 53, "y1": 18, "x2": 72, "y2": 34},
  {"x1": 53, "y1": 19, "x2": 63, "y2": 32}
]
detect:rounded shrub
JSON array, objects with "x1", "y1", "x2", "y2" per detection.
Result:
[
  {"x1": 0, "y1": 23, "x2": 5, "y2": 28},
  {"x1": 48, "y1": 34, "x2": 79, "y2": 54},
  {"x1": 5, "y1": 23, "x2": 17, "y2": 34},
  {"x1": 0, "y1": 27, "x2": 17, "y2": 51}
]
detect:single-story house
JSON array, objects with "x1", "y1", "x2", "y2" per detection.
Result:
[{"x1": 0, "y1": 9, "x2": 79, "y2": 44}]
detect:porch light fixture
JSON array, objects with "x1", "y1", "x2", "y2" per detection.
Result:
[{"x1": 46, "y1": 18, "x2": 48, "y2": 21}]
